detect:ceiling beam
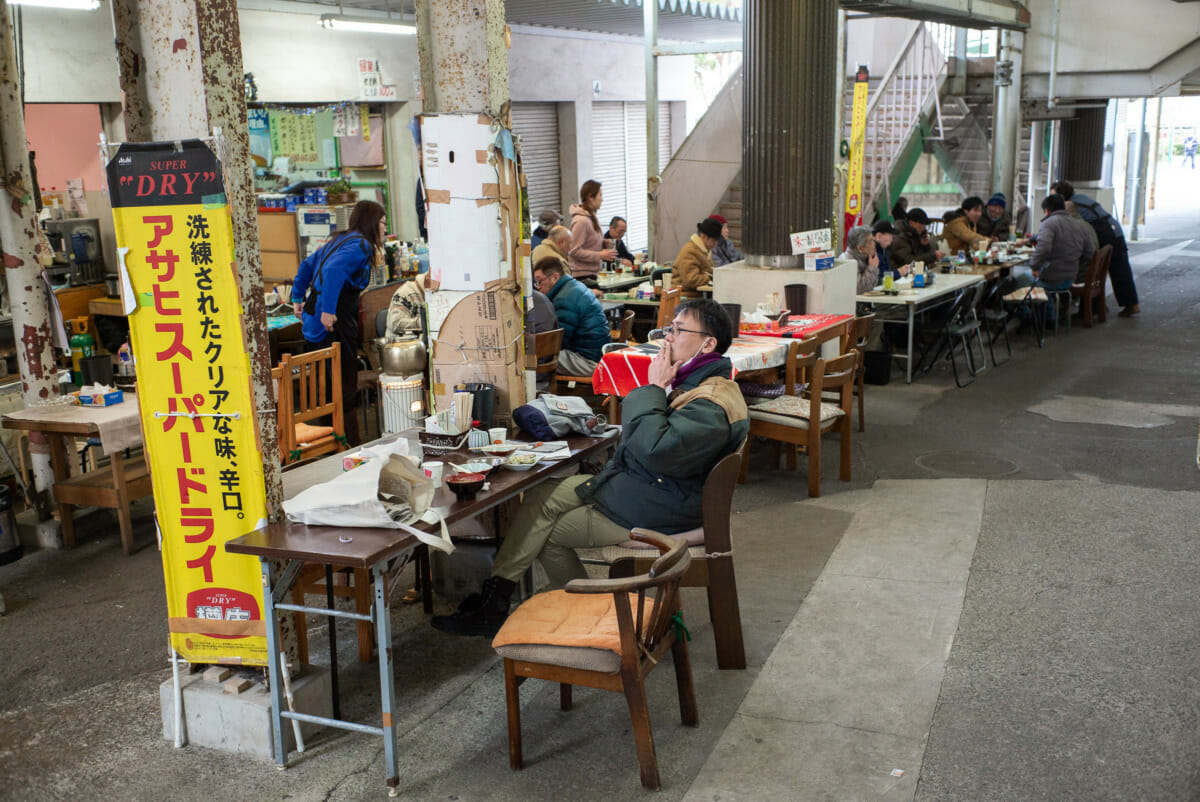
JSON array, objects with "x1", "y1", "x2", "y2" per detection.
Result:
[{"x1": 840, "y1": 0, "x2": 1030, "y2": 31}]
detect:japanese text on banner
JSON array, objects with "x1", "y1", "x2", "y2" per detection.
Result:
[{"x1": 106, "y1": 140, "x2": 269, "y2": 665}]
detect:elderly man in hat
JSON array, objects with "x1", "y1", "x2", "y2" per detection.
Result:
[
  {"x1": 978, "y1": 193, "x2": 1012, "y2": 240},
  {"x1": 531, "y1": 208, "x2": 561, "y2": 250},
  {"x1": 707, "y1": 214, "x2": 744, "y2": 266}
]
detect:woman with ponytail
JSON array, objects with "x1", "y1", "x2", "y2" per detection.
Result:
[{"x1": 567, "y1": 179, "x2": 617, "y2": 290}]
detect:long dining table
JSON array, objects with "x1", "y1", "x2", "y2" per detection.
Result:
[{"x1": 225, "y1": 428, "x2": 620, "y2": 797}]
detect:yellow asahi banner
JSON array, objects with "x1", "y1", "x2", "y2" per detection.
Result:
[
  {"x1": 107, "y1": 141, "x2": 268, "y2": 665},
  {"x1": 844, "y1": 65, "x2": 871, "y2": 241}
]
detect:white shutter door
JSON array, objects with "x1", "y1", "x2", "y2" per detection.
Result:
[
  {"x1": 590, "y1": 102, "x2": 627, "y2": 243},
  {"x1": 623, "y1": 103, "x2": 649, "y2": 250},
  {"x1": 510, "y1": 103, "x2": 561, "y2": 223},
  {"x1": 658, "y1": 101, "x2": 673, "y2": 168}
]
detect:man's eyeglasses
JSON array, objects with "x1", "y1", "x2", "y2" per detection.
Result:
[
  {"x1": 661, "y1": 324, "x2": 710, "y2": 338},
  {"x1": 532, "y1": 275, "x2": 546, "y2": 288}
]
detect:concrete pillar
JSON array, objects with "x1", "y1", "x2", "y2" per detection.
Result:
[
  {"x1": 382, "y1": 102, "x2": 421, "y2": 241},
  {"x1": 742, "y1": 0, "x2": 838, "y2": 266},
  {"x1": 415, "y1": 0, "x2": 509, "y2": 117},
  {"x1": 1148, "y1": 97, "x2": 1162, "y2": 210},
  {"x1": 1100, "y1": 99, "x2": 1118, "y2": 186},
  {"x1": 557, "y1": 100, "x2": 590, "y2": 215},
  {"x1": 110, "y1": 0, "x2": 282, "y2": 519},
  {"x1": 0, "y1": 0, "x2": 58, "y2": 510},
  {"x1": 1129, "y1": 98, "x2": 1148, "y2": 240},
  {"x1": 1027, "y1": 120, "x2": 1044, "y2": 233},
  {"x1": 991, "y1": 29, "x2": 1023, "y2": 204}
]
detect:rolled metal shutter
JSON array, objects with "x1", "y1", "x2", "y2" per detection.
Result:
[
  {"x1": 623, "y1": 103, "x2": 649, "y2": 250},
  {"x1": 590, "y1": 102, "x2": 628, "y2": 243},
  {"x1": 510, "y1": 103, "x2": 561, "y2": 223}
]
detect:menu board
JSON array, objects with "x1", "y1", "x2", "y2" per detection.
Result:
[{"x1": 268, "y1": 109, "x2": 319, "y2": 165}]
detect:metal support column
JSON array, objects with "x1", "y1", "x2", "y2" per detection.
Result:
[
  {"x1": 743, "y1": 0, "x2": 838, "y2": 266},
  {"x1": 644, "y1": 0, "x2": 659, "y2": 261},
  {"x1": 0, "y1": 0, "x2": 58, "y2": 511},
  {"x1": 992, "y1": 29, "x2": 1023, "y2": 204},
  {"x1": 1027, "y1": 120, "x2": 1044, "y2": 234},
  {"x1": 110, "y1": 0, "x2": 283, "y2": 518},
  {"x1": 1130, "y1": 98, "x2": 1148, "y2": 240}
]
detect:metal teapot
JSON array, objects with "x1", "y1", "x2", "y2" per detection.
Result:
[{"x1": 379, "y1": 335, "x2": 426, "y2": 376}]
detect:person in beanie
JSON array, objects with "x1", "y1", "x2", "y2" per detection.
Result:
[
  {"x1": 531, "y1": 209, "x2": 561, "y2": 250},
  {"x1": 708, "y1": 213, "x2": 744, "y2": 266},
  {"x1": 671, "y1": 217, "x2": 723, "y2": 297},
  {"x1": 431, "y1": 299, "x2": 749, "y2": 637},
  {"x1": 978, "y1": 193, "x2": 1012, "y2": 240}
]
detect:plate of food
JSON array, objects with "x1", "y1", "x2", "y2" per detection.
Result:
[
  {"x1": 472, "y1": 443, "x2": 521, "y2": 457},
  {"x1": 503, "y1": 453, "x2": 542, "y2": 471}
]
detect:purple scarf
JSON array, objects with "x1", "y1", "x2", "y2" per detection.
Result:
[{"x1": 671, "y1": 351, "x2": 724, "y2": 390}]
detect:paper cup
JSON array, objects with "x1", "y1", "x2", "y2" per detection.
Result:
[
  {"x1": 421, "y1": 461, "x2": 444, "y2": 487},
  {"x1": 488, "y1": 427, "x2": 507, "y2": 445}
]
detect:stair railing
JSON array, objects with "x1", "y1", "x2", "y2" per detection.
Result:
[{"x1": 859, "y1": 21, "x2": 949, "y2": 220}]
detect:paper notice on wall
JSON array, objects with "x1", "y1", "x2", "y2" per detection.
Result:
[
  {"x1": 65, "y1": 178, "x2": 88, "y2": 216},
  {"x1": 333, "y1": 104, "x2": 362, "y2": 138},
  {"x1": 322, "y1": 139, "x2": 337, "y2": 166},
  {"x1": 358, "y1": 57, "x2": 397, "y2": 102},
  {"x1": 361, "y1": 104, "x2": 372, "y2": 141},
  {"x1": 268, "y1": 109, "x2": 319, "y2": 164}
]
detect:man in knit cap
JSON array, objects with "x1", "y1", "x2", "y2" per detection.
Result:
[{"x1": 978, "y1": 193, "x2": 1012, "y2": 240}]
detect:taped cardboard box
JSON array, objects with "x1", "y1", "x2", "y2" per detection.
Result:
[{"x1": 430, "y1": 281, "x2": 526, "y2": 426}]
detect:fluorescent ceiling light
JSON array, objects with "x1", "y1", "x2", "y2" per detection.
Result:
[
  {"x1": 319, "y1": 14, "x2": 416, "y2": 35},
  {"x1": 10, "y1": 0, "x2": 99, "y2": 8}
]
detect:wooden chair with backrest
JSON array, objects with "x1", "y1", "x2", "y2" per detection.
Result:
[
  {"x1": 527, "y1": 327, "x2": 564, "y2": 391},
  {"x1": 739, "y1": 346, "x2": 856, "y2": 498},
  {"x1": 278, "y1": 345, "x2": 346, "y2": 465},
  {"x1": 656, "y1": 287, "x2": 682, "y2": 329},
  {"x1": 595, "y1": 446, "x2": 747, "y2": 670},
  {"x1": 838, "y1": 313, "x2": 875, "y2": 432},
  {"x1": 494, "y1": 530, "x2": 696, "y2": 790},
  {"x1": 1069, "y1": 243, "x2": 1112, "y2": 328}
]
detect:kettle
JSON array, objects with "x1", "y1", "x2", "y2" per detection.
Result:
[{"x1": 380, "y1": 335, "x2": 427, "y2": 376}]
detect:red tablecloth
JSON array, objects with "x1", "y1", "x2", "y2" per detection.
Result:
[
  {"x1": 738, "y1": 313, "x2": 852, "y2": 338},
  {"x1": 591, "y1": 337, "x2": 799, "y2": 398}
]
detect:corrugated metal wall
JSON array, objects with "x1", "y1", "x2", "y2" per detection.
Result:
[
  {"x1": 590, "y1": 102, "x2": 673, "y2": 251},
  {"x1": 511, "y1": 102, "x2": 562, "y2": 218},
  {"x1": 742, "y1": 0, "x2": 838, "y2": 264}
]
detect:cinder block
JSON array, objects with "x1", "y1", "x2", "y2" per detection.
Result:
[
  {"x1": 160, "y1": 665, "x2": 331, "y2": 758},
  {"x1": 203, "y1": 666, "x2": 232, "y2": 684}
]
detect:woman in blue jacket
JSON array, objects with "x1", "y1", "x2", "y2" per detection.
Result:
[{"x1": 291, "y1": 200, "x2": 385, "y2": 445}]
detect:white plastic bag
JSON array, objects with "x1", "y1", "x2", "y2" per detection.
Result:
[{"x1": 282, "y1": 439, "x2": 454, "y2": 553}]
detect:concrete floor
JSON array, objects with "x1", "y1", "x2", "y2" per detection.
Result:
[{"x1": 1, "y1": 165, "x2": 1197, "y2": 801}]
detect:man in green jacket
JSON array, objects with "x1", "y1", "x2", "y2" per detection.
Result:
[{"x1": 433, "y1": 299, "x2": 749, "y2": 637}]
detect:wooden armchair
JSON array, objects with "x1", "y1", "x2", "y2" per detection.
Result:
[
  {"x1": 740, "y1": 348, "x2": 856, "y2": 498},
  {"x1": 1069, "y1": 244, "x2": 1112, "y2": 328},
  {"x1": 494, "y1": 530, "x2": 696, "y2": 790},
  {"x1": 278, "y1": 346, "x2": 347, "y2": 465},
  {"x1": 596, "y1": 447, "x2": 747, "y2": 669},
  {"x1": 841, "y1": 313, "x2": 875, "y2": 432}
]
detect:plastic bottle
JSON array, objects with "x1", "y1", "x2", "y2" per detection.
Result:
[
  {"x1": 69, "y1": 319, "x2": 95, "y2": 385},
  {"x1": 956, "y1": 250, "x2": 966, "y2": 266},
  {"x1": 117, "y1": 341, "x2": 134, "y2": 377}
]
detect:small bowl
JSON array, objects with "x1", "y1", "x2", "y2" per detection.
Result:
[
  {"x1": 446, "y1": 472, "x2": 486, "y2": 501},
  {"x1": 459, "y1": 459, "x2": 499, "y2": 475},
  {"x1": 503, "y1": 453, "x2": 542, "y2": 471}
]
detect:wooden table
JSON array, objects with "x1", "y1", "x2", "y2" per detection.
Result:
[
  {"x1": 2, "y1": 396, "x2": 150, "y2": 554},
  {"x1": 225, "y1": 430, "x2": 620, "y2": 796},
  {"x1": 856, "y1": 272, "x2": 984, "y2": 383}
]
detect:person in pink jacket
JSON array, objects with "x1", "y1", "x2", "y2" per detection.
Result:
[{"x1": 568, "y1": 179, "x2": 617, "y2": 290}]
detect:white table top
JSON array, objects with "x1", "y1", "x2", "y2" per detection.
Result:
[{"x1": 855, "y1": 272, "x2": 983, "y2": 306}]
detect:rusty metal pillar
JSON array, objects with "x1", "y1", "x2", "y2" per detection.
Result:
[
  {"x1": 0, "y1": 0, "x2": 60, "y2": 510},
  {"x1": 415, "y1": 0, "x2": 509, "y2": 118},
  {"x1": 110, "y1": 0, "x2": 282, "y2": 519},
  {"x1": 742, "y1": 0, "x2": 838, "y2": 266}
]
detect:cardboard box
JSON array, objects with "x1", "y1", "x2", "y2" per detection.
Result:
[
  {"x1": 73, "y1": 389, "x2": 124, "y2": 406},
  {"x1": 803, "y1": 251, "x2": 835, "y2": 271},
  {"x1": 429, "y1": 282, "x2": 525, "y2": 427}
]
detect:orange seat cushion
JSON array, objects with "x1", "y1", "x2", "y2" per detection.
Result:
[
  {"x1": 493, "y1": 590, "x2": 652, "y2": 655},
  {"x1": 294, "y1": 422, "x2": 335, "y2": 444}
]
